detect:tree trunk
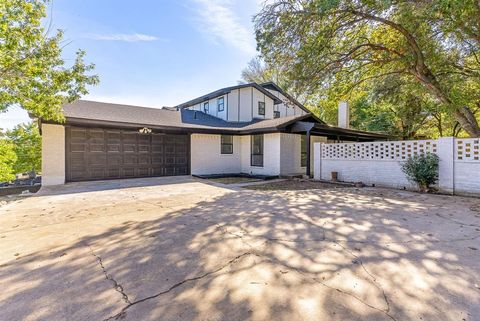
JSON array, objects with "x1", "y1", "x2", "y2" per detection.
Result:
[
  {"x1": 412, "y1": 70, "x2": 480, "y2": 137},
  {"x1": 453, "y1": 108, "x2": 480, "y2": 137}
]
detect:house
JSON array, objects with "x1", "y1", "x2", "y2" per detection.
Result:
[{"x1": 40, "y1": 82, "x2": 388, "y2": 185}]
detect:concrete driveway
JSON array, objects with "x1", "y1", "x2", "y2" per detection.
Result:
[{"x1": 0, "y1": 177, "x2": 479, "y2": 321}]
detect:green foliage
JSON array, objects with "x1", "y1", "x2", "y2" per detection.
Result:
[
  {"x1": 0, "y1": 138, "x2": 17, "y2": 182},
  {"x1": 401, "y1": 153, "x2": 439, "y2": 192},
  {"x1": 7, "y1": 122, "x2": 41, "y2": 174},
  {"x1": 254, "y1": 0, "x2": 480, "y2": 136},
  {"x1": 0, "y1": 0, "x2": 99, "y2": 121}
]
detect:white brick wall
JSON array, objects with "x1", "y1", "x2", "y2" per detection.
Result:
[
  {"x1": 192, "y1": 133, "x2": 282, "y2": 177},
  {"x1": 314, "y1": 137, "x2": 480, "y2": 196},
  {"x1": 191, "y1": 134, "x2": 242, "y2": 175},
  {"x1": 41, "y1": 124, "x2": 65, "y2": 186}
]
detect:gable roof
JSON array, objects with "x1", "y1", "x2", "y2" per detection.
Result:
[
  {"x1": 260, "y1": 82, "x2": 311, "y2": 114},
  {"x1": 58, "y1": 100, "x2": 314, "y2": 134},
  {"x1": 175, "y1": 83, "x2": 282, "y2": 109}
]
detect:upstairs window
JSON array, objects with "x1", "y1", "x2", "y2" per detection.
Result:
[
  {"x1": 273, "y1": 111, "x2": 280, "y2": 118},
  {"x1": 217, "y1": 97, "x2": 225, "y2": 112},
  {"x1": 203, "y1": 102, "x2": 209, "y2": 113},
  {"x1": 300, "y1": 135, "x2": 307, "y2": 167},
  {"x1": 251, "y1": 134, "x2": 264, "y2": 167},
  {"x1": 221, "y1": 135, "x2": 233, "y2": 154},
  {"x1": 258, "y1": 101, "x2": 265, "y2": 116}
]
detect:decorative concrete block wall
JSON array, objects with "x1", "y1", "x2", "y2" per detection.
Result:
[{"x1": 314, "y1": 137, "x2": 480, "y2": 196}]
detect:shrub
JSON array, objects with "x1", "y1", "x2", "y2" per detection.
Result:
[{"x1": 401, "y1": 153, "x2": 439, "y2": 192}]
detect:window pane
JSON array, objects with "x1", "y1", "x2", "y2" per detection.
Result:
[
  {"x1": 222, "y1": 135, "x2": 233, "y2": 144},
  {"x1": 218, "y1": 97, "x2": 224, "y2": 112},
  {"x1": 300, "y1": 135, "x2": 307, "y2": 167},
  {"x1": 258, "y1": 102, "x2": 265, "y2": 115},
  {"x1": 222, "y1": 144, "x2": 233, "y2": 154},
  {"x1": 221, "y1": 135, "x2": 233, "y2": 154},
  {"x1": 203, "y1": 102, "x2": 209, "y2": 112},
  {"x1": 251, "y1": 134, "x2": 264, "y2": 166}
]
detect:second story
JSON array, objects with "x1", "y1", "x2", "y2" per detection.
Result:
[{"x1": 175, "y1": 82, "x2": 309, "y2": 123}]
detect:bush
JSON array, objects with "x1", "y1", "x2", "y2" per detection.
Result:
[{"x1": 401, "y1": 153, "x2": 439, "y2": 192}]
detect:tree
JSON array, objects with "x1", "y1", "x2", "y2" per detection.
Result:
[
  {"x1": 0, "y1": 0, "x2": 99, "y2": 121},
  {"x1": 7, "y1": 122, "x2": 41, "y2": 174},
  {"x1": 241, "y1": 57, "x2": 306, "y2": 101},
  {"x1": 0, "y1": 137, "x2": 17, "y2": 182},
  {"x1": 255, "y1": 0, "x2": 480, "y2": 137}
]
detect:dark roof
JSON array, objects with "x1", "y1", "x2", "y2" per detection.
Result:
[
  {"x1": 59, "y1": 100, "x2": 312, "y2": 134},
  {"x1": 54, "y1": 100, "x2": 388, "y2": 140},
  {"x1": 175, "y1": 83, "x2": 282, "y2": 109},
  {"x1": 260, "y1": 82, "x2": 310, "y2": 114}
]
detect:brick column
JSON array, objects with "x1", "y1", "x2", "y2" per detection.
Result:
[{"x1": 437, "y1": 137, "x2": 455, "y2": 194}]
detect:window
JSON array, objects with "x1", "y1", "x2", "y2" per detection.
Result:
[
  {"x1": 217, "y1": 97, "x2": 225, "y2": 112},
  {"x1": 258, "y1": 101, "x2": 265, "y2": 116},
  {"x1": 251, "y1": 134, "x2": 264, "y2": 167},
  {"x1": 203, "y1": 102, "x2": 209, "y2": 113},
  {"x1": 273, "y1": 110, "x2": 280, "y2": 118},
  {"x1": 301, "y1": 135, "x2": 307, "y2": 167},
  {"x1": 221, "y1": 135, "x2": 233, "y2": 154}
]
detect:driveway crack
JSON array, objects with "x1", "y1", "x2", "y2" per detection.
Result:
[
  {"x1": 334, "y1": 241, "x2": 391, "y2": 313},
  {"x1": 88, "y1": 246, "x2": 131, "y2": 305},
  {"x1": 103, "y1": 252, "x2": 256, "y2": 321},
  {"x1": 267, "y1": 256, "x2": 398, "y2": 321}
]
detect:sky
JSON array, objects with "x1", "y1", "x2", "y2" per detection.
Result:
[{"x1": 0, "y1": 0, "x2": 264, "y2": 130}]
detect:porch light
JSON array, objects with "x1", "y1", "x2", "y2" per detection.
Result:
[{"x1": 139, "y1": 127, "x2": 152, "y2": 134}]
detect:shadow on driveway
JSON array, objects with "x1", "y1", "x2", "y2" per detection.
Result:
[{"x1": 1, "y1": 183, "x2": 479, "y2": 321}]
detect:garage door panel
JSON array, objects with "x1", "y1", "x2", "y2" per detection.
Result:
[
  {"x1": 152, "y1": 144, "x2": 163, "y2": 153},
  {"x1": 138, "y1": 144, "x2": 150, "y2": 153},
  {"x1": 138, "y1": 155, "x2": 150, "y2": 164},
  {"x1": 175, "y1": 167, "x2": 188, "y2": 175},
  {"x1": 124, "y1": 154, "x2": 137, "y2": 165},
  {"x1": 165, "y1": 144, "x2": 175, "y2": 154},
  {"x1": 89, "y1": 144, "x2": 105, "y2": 152},
  {"x1": 70, "y1": 128, "x2": 87, "y2": 140},
  {"x1": 107, "y1": 155, "x2": 122, "y2": 166},
  {"x1": 66, "y1": 127, "x2": 189, "y2": 182},
  {"x1": 107, "y1": 144, "x2": 121, "y2": 153},
  {"x1": 122, "y1": 168, "x2": 136, "y2": 177},
  {"x1": 152, "y1": 156, "x2": 163, "y2": 165},
  {"x1": 90, "y1": 168, "x2": 106, "y2": 179},
  {"x1": 137, "y1": 168, "x2": 150, "y2": 176},
  {"x1": 123, "y1": 144, "x2": 136, "y2": 153},
  {"x1": 70, "y1": 143, "x2": 87, "y2": 152}
]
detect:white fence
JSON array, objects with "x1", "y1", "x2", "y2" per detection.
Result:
[{"x1": 314, "y1": 137, "x2": 480, "y2": 196}]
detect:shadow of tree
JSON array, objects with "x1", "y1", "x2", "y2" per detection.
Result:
[{"x1": 1, "y1": 182, "x2": 479, "y2": 321}]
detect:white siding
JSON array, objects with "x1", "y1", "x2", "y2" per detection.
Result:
[
  {"x1": 227, "y1": 90, "x2": 239, "y2": 122},
  {"x1": 238, "y1": 87, "x2": 251, "y2": 121},
  {"x1": 186, "y1": 86, "x2": 277, "y2": 123},
  {"x1": 187, "y1": 95, "x2": 228, "y2": 121},
  {"x1": 191, "y1": 134, "x2": 242, "y2": 175}
]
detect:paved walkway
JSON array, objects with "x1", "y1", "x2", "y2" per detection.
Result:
[{"x1": 0, "y1": 177, "x2": 479, "y2": 321}]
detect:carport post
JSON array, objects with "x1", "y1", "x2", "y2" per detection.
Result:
[{"x1": 306, "y1": 129, "x2": 311, "y2": 177}]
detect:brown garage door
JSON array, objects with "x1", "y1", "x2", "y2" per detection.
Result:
[{"x1": 66, "y1": 126, "x2": 190, "y2": 182}]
